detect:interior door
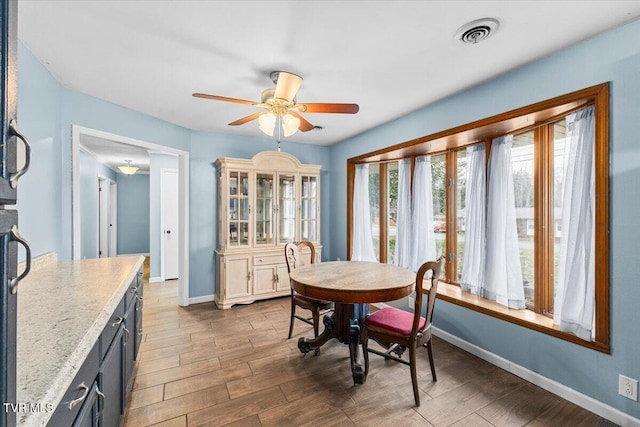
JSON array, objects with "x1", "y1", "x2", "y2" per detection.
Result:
[
  {"x1": 97, "y1": 177, "x2": 109, "y2": 258},
  {"x1": 161, "y1": 169, "x2": 179, "y2": 280},
  {"x1": 109, "y1": 181, "x2": 117, "y2": 257}
]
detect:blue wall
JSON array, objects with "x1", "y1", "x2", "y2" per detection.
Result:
[
  {"x1": 79, "y1": 150, "x2": 117, "y2": 259},
  {"x1": 117, "y1": 173, "x2": 150, "y2": 255},
  {"x1": 15, "y1": 42, "x2": 62, "y2": 260},
  {"x1": 330, "y1": 20, "x2": 640, "y2": 419}
]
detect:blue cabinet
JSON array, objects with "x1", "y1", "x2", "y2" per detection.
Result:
[{"x1": 47, "y1": 267, "x2": 143, "y2": 427}]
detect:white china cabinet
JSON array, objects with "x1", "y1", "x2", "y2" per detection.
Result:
[{"x1": 215, "y1": 151, "x2": 321, "y2": 309}]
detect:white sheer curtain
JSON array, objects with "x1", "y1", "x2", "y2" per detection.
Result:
[
  {"x1": 411, "y1": 156, "x2": 436, "y2": 272},
  {"x1": 485, "y1": 135, "x2": 526, "y2": 309},
  {"x1": 394, "y1": 159, "x2": 413, "y2": 269},
  {"x1": 460, "y1": 144, "x2": 486, "y2": 294},
  {"x1": 352, "y1": 164, "x2": 377, "y2": 262},
  {"x1": 554, "y1": 106, "x2": 595, "y2": 341}
]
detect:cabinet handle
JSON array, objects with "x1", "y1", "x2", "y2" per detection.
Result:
[
  {"x1": 96, "y1": 387, "x2": 105, "y2": 419},
  {"x1": 138, "y1": 328, "x2": 143, "y2": 336},
  {"x1": 112, "y1": 317, "x2": 124, "y2": 328},
  {"x1": 247, "y1": 271, "x2": 252, "y2": 281},
  {"x1": 130, "y1": 286, "x2": 137, "y2": 293},
  {"x1": 68, "y1": 382, "x2": 89, "y2": 410},
  {"x1": 123, "y1": 326, "x2": 130, "y2": 341},
  {"x1": 9, "y1": 225, "x2": 31, "y2": 295},
  {"x1": 8, "y1": 120, "x2": 32, "y2": 189},
  {"x1": 136, "y1": 295, "x2": 144, "y2": 301}
]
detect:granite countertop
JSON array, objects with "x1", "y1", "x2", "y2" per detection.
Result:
[{"x1": 16, "y1": 254, "x2": 145, "y2": 426}]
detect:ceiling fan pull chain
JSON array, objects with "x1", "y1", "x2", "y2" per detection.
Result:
[{"x1": 277, "y1": 115, "x2": 282, "y2": 151}]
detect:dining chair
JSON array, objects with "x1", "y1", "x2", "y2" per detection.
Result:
[
  {"x1": 284, "y1": 241, "x2": 333, "y2": 339},
  {"x1": 361, "y1": 257, "x2": 443, "y2": 406}
]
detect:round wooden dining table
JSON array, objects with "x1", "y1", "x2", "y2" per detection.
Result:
[{"x1": 288, "y1": 261, "x2": 416, "y2": 384}]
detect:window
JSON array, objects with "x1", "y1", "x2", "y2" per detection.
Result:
[
  {"x1": 455, "y1": 150, "x2": 467, "y2": 282},
  {"x1": 386, "y1": 162, "x2": 398, "y2": 265},
  {"x1": 347, "y1": 83, "x2": 609, "y2": 352},
  {"x1": 512, "y1": 131, "x2": 535, "y2": 309},
  {"x1": 368, "y1": 164, "x2": 380, "y2": 261}
]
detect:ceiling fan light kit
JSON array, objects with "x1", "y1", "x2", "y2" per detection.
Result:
[
  {"x1": 193, "y1": 70, "x2": 359, "y2": 140},
  {"x1": 281, "y1": 113, "x2": 301, "y2": 137},
  {"x1": 258, "y1": 112, "x2": 277, "y2": 136}
]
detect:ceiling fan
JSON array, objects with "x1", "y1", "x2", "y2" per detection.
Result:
[{"x1": 193, "y1": 71, "x2": 359, "y2": 138}]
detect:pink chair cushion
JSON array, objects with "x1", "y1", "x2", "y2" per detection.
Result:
[{"x1": 365, "y1": 307, "x2": 425, "y2": 336}]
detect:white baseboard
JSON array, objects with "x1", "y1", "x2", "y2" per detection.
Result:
[
  {"x1": 149, "y1": 277, "x2": 163, "y2": 283},
  {"x1": 189, "y1": 294, "x2": 215, "y2": 305},
  {"x1": 432, "y1": 327, "x2": 640, "y2": 427}
]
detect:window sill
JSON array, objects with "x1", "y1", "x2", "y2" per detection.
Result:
[{"x1": 434, "y1": 282, "x2": 609, "y2": 353}]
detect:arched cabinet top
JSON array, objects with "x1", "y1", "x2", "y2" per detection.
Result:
[{"x1": 216, "y1": 151, "x2": 321, "y2": 174}]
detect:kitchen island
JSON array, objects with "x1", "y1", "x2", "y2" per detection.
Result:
[{"x1": 16, "y1": 254, "x2": 145, "y2": 426}]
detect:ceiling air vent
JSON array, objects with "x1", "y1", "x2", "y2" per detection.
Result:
[{"x1": 455, "y1": 18, "x2": 500, "y2": 44}]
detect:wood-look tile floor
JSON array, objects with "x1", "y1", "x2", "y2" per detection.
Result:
[{"x1": 124, "y1": 276, "x2": 616, "y2": 427}]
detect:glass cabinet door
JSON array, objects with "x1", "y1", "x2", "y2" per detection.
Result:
[
  {"x1": 301, "y1": 175, "x2": 318, "y2": 241},
  {"x1": 228, "y1": 171, "x2": 250, "y2": 246},
  {"x1": 278, "y1": 174, "x2": 296, "y2": 244},
  {"x1": 255, "y1": 173, "x2": 274, "y2": 245}
]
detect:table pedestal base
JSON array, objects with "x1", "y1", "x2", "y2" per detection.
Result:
[{"x1": 297, "y1": 303, "x2": 366, "y2": 384}]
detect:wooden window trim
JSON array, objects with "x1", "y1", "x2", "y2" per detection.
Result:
[{"x1": 347, "y1": 83, "x2": 610, "y2": 353}]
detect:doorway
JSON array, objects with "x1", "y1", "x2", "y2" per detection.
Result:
[{"x1": 72, "y1": 125, "x2": 190, "y2": 306}]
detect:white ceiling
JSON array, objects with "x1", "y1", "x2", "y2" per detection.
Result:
[{"x1": 17, "y1": 1, "x2": 640, "y2": 161}]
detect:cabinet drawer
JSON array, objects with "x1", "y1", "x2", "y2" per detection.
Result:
[
  {"x1": 253, "y1": 254, "x2": 284, "y2": 265},
  {"x1": 100, "y1": 296, "x2": 125, "y2": 361},
  {"x1": 48, "y1": 342, "x2": 99, "y2": 427}
]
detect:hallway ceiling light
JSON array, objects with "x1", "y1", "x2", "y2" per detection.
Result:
[{"x1": 118, "y1": 159, "x2": 138, "y2": 175}]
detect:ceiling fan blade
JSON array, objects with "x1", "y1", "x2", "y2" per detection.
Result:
[
  {"x1": 193, "y1": 93, "x2": 257, "y2": 106},
  {"x1": 289, "y1": 111, "x2": 315, "y2": 132},
  {"x1": 300, "y1": 103, "x2": 360, "y2": 114},
  {"x1": 228, "y1": 112, "x2": 263, "y2": 126},
  {"x1": 274, "y1": 71, "x2": 303, "y2": 103}
]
